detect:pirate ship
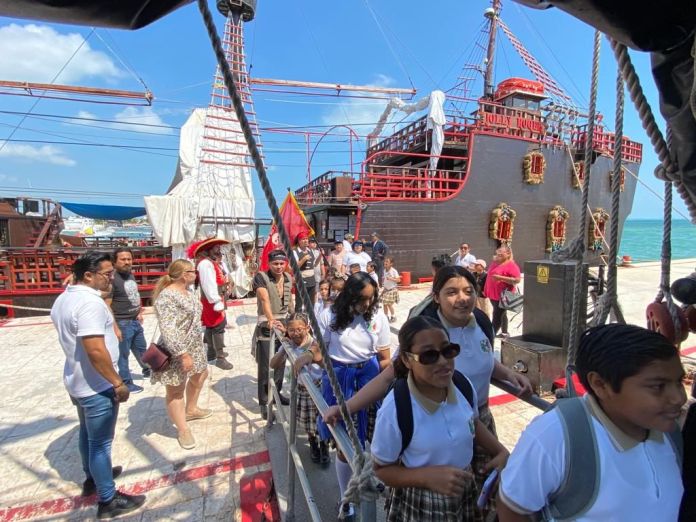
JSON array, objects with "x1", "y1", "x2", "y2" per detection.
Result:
[{"x1": 293, "y1": 1, "x2": 643, "y2": 279}]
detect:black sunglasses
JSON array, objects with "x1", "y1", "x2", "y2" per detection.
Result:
[{"x1": 405, "y1": 343, "x2": 460, "y2": 365}]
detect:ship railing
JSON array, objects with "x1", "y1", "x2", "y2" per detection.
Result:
[
  {"x1": 473, "y1": 99, "x2": 549, "y2": 142},
  {"x1": 266, "y1": 327, "x2": 377, "y2": 522},
  {"x1": 294, "y1": 170, "x2": 360, "y2": 206},
  {"x1": 571, "y1": 124, "x2": 643, "y2": 163},
  {"x1": 360, "y1": 150, "x2": 467, "y2": 202}
]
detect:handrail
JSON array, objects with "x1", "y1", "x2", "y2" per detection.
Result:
[
  {"x1": 267, "y1": 328, "x2": 378, "y2": 521},
  {"x1": 33, "y1": 204, "x2": 61, "y2": 247}
]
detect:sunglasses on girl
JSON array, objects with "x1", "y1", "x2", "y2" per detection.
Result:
[{"x1": 405, "y1": 342, "x2": 461, "y2": 365}]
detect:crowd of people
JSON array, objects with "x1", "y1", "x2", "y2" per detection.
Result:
[{"x1": 50, "y1": 232, "x2": 690, "y2": 521}]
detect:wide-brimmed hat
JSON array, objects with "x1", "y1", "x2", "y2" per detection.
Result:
[
  {"x1": 345, "y1": 233, "x2": 354, "y2": 240},
  {"x1": 187, "y1": 238, "x2": 230, "y2": 258}
]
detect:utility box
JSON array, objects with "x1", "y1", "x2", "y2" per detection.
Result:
[
  {"x1": 501, "y1": 336, "x2": 567, "y2": 395},
  {"x1": 522, "y1": 260, "x2": 588, "y2": 350}
]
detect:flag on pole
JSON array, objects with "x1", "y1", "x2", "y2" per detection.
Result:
[{"x1": 259, "y1": 191, "x2": 315, "y2": 271}]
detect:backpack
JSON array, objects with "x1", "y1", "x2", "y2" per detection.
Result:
[
  {"x1": 393, "y1": 370, "x2": 475, "y2": 457},
  {"x1": 408, "y1": 295, "x2": 495, "y2": 347},
  {"x1": 542, "y1": 397, "x2": 684, "y2": 521}
]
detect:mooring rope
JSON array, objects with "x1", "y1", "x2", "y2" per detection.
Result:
[{"x1": 196, "y1": 0, "x2": 378, "y2": 507}]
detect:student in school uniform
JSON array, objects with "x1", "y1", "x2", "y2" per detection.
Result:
[
  {"x1": 366, "y1": 261, "x2": 380, "y2": 288},
  {"x1": 313, "y1": 279, "x2": 331, "y2": 319},
  {"x1": 498, "y1": 323, "x2": 686, "y2": 522},
  {"x1": 382, "y1": 256, "x2": 401, "y2": 323},
  {"x1": 315, "y1": 272, "x2": 392, "y2": 520},
  {"x1": 372, "y1": 315, "x2": 509, "y2": 522}
]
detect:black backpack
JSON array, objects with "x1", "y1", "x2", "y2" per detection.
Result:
[
  {"x1": 408, "y1": 295, "x2": 495, "y2": 346},
  {"x1": 393, "y1": 370, "x2": 475, "y2": 456}
]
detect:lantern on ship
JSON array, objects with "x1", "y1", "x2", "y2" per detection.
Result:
[
  {"x1": 588, "y1": 208, "x2": 609, "y2": 252},
  {"x1": 489, "y1": 202, "x2": 517, "y2": 245},
  {"x1": 546, "y1": 205, "x2": 570, "y2": 252}
]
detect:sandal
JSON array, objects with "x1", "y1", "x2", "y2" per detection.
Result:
[{"x1": 185, "y1": 408, "x2": 213, "y2": 422}]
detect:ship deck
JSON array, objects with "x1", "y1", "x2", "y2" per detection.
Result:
[{"x1": 1, "y1": 259, "x2": 695, "y2": 521}]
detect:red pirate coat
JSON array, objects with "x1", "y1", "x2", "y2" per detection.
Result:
[{"x1": 197, "y1": 257, "x2": 226, "y2": 327}]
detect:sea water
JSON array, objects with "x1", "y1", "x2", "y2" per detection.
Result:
[{"x1": 620, "y1": 219, "x2": 695, "y2": 262}]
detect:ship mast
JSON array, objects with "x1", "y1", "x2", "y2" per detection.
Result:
[{"x1": 483, "y1": 0, "x2": 501, "y2": 98}]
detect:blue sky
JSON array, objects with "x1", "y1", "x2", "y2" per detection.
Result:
[{"x1": 0, "y1": 0, "x2": 690, "y2": 221}]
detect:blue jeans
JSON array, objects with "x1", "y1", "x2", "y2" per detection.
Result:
[
  {"x1": 71, "y1": 389, "x2": 119, "y2": 502},
  {"x1": 117, "y1": 319, "x2": 147, "y2": 383}
]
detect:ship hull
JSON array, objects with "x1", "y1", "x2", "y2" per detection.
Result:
[{"x1": 353, "y1": 134, "x2": 639, "y2": 278}]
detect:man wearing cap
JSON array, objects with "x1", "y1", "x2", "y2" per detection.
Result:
[
  {"x1": 342, "y1": 233, "x2": 354, "y2": 254},
  {"x1": 472, "y1": 258, "x2": 492, "y2": 317},
  {"x1": 328, "y1": 240, "x2": 346, "y2": 278},
  {"x1": 342, "y1": 240, "x2": 371, "y2": 273},
  {"x1": 253, "y1": 249, "x2": 294, "y2": 419},
  {"x1": 453, "y1": 242, "x2": 477, "y2": 270},
  {"x1": 369, "y1": 232, "x2": 388, "y2": 284},
  {"x1": 190, "y1": 238, "x2": 234, "y2": 371},
  {"x1": 292, "y1": 232, "x2": 317, "y2": 312}
]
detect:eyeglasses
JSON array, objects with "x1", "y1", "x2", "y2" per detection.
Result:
[
  {"x1": 405, "y1": 343, "x2": 460, "y2": 365},
  {"x1": 96, "y1": 270, "x2": 115, "y2": 278},
  {"x1": 460, "y1": 246, "x2": 469, "y2": 250}
]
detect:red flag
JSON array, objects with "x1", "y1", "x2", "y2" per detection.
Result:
[{"x1": 259, "y1": 192, "x2": 314, "y2": 271}]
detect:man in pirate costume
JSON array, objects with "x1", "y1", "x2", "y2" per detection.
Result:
[
  {"x1": 253, "y1": 249, "x2": 294, "y2": 420},
  {"x1": 188, "y1": 238, "x2": 234, "y2": 371}
]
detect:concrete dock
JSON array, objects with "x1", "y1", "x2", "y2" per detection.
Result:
[{"x1": 0, "y1": 258, "x2": 694, "y2": 521}]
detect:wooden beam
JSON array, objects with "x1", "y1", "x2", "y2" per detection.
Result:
[{"x1": 250, "y1": 77, "x2": 416, "y2": 96}]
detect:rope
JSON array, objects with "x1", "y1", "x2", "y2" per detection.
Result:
[
  {"x1": 339, "y1": 454, "x2": 383, "y2": 517},
  {"x1": 691, "y1": 33, "x2": 696, "y2": 121},
  {"x1": 553, "y1": 30, "x2": 601, "y2": 366},
  {"x1": 610, "y1": 39, "x2": 696, "y2": 222},
  {"x1": 590, "y1": 65, "x2": 625, "y2": 326},
  {"x1": 196, "y1": 0, "x2": 371, "y2": 500}
]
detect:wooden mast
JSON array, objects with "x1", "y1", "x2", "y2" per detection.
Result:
[{"x1": 484, "y1": 0, "x2": 501, "y2": 98}]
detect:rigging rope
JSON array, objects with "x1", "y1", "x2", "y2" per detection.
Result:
[
  {"x1": 590, "y1": 64, "x2": 625, "y2": 326},
  {"x1": 552, "y1": 30, "x2": 602, "y2": 367},
  {"x1": 196, "y1": 0, "x2": 379, "y2": 508}
]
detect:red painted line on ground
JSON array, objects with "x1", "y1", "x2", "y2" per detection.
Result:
[
  {"x1": 682, "y1": 345, "x2": 696, "y2": 356},
  {"x1": 0, "y1": 450, "x2": 270, "y2": 522},
  {"x1": 240, "y1": 470, "x2": 281, "y2": 522},
  {"x1": 0, "y1": 321, "x2": 53, "y2": 329},
  {"x1": 488, "y1": 393, "x2": 517, "y2": 407}
]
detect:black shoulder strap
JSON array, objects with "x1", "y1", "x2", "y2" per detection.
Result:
[
  {"x1": 394, "y1": 378, "x2": 413, "y2": 457},
  {"x1": 394, "y1": 370, "x2": 474, "y2": 457},
  {"x1": 473, "y1": 307, "x2": 495, "y2": 345}
]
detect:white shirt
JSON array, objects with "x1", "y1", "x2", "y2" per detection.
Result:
[
  {"x1": 372, "y1": 373, "x2": 478, "y2": 469},
  {"x1": 454, "y1": 252, "x2": 477, "y2": 269},
  {"x1": 500, "y1": 395, "x2": 683, "y2": 521},
  {"x1": 343, "y1": 251, "x2": 372, "y2": 272},
  {"x1": 311, "y1": 247, "x2": 323, "y2": 283},
  {"x1": 383, "y1": 267, "x2": 399, "y2": 290},
  {"x1": 342, "y1": 239, "x2": 354, "y2": 253},
  {"x1": 438, "y1": 311, "x2": 495, "y2": 405},
  {"x1": 198, "y1": 258, "x2": 222, "y2": 305},
  {"x1": 368, "y1": 271, "x2": 379, "y2": 286},
  {"x1": 318, "y1": 307, "x2": 391, "y2": 364},
  {"x1": 51, "y1": 285, "x2": 120, "y2": 398},
  {"x1": 287, "y1": 337, "x2": 324, "y2": 382}
]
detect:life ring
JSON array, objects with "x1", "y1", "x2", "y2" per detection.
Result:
[{"x1": 646, "y1": 301, "x2": 689, "y2": 345}]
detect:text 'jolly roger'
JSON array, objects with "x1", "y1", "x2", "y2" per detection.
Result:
[{"x1": 483, "y1": 113, "x2": 545, "y2": 134}]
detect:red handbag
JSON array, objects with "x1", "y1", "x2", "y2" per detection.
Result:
[{"x1": 142, "y1": 325, "x2": 170, "y2": 372}]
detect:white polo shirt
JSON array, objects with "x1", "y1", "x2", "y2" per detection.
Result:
[
  {"x1": 383, "y1": 268, "x2": 399, "y2": 291},
  {"x1": 437, "y1": 311, "x2": 495, "y2": 406},
  {"x1": 372, "y1": 373, "x2": 478, "y2": 469},
  {"x1": 454, "y1": 252, "x2": 477, "y2": 269},
  {"x1": 500, "y1": 394, "x2": 683, "y2": 521},
  {"x1": 317, "y1": 307, "x2": 390, "y2": 364},
  {"x1": 343, "y1": 251, "x2": 372, "y2": 272},
  {"x1": 51, "y1": 284, "x2": 120, "y2": 398}
]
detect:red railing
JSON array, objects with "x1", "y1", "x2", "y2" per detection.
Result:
[
  {"x1": 294, "y1": 170, "x2": 360, "y2": 206},
  {"x1": 359, "y1": 151, "x2": 470, "y2": 202},
  {"x1": 571, "y1": 125, "x2": 643, "y2": 164}
]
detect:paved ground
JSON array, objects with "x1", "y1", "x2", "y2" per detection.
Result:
[{"x1": 0, "y1": 258, "x2": 695, "y2": 521}]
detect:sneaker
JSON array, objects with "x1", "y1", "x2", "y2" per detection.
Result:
[
  {"x1": 215, "y1": 358, "x2": 233, "y2": 370},
  {"x1": 142, "y1": 368, "x2": 151, "y2": 378},
  {"x1": 279, "y1": 394, "x2": 290, "y2": 406},
  {"x1": 96, "y1": 491, "x2": 146, "y2": 519},
  {"x1": 185, "y1": 408, "x2": 213, "y2": 422},
  {"x1": 81, "y1": 466, "x2": 123, "y2": 497},
  {"x1": 319, "y1": 441, "x2": 330, "y2": 466},
  {"x1": 309, "y1": 437, "x2": 320, "y2": 463},
  {"x1": 259, "y1": 404, "x2": 268, "y2": 421},
  {"x1": 126, "y1": 383, "x2": 143, "y2": 394},
  {"x1": 219, "y1": 350, "x2": 229, "y2": 357},
  {"x1": 177, "y1": 429, "x2": 196, "y2": 450}
]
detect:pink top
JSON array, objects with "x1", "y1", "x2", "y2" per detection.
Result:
[{"x1": 483, "y1": 260, "x2": 521, "y2": 301}]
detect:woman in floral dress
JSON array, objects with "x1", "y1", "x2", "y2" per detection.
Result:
[{"x1": 152, "y1": 259, "x2": 210, "y2": 449}]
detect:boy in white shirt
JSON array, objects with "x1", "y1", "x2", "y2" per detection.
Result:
[{"x1": 498, "y1": 323, "x2": 686, "y2": 522}]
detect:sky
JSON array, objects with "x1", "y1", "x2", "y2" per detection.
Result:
[{"x1": 0, "y1": 0, "x2": 691, "y2": 222}]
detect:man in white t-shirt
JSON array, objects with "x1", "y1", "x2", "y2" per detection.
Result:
[
  {"x1": 453, "y1": 243, "x2": 476, "y2": 269},
  {"x1": 498, "y1": 324, "x2": 685, "y2": 522},
  {"x1": 51, "y1": 251, "x2": 146, "y2": 519}
]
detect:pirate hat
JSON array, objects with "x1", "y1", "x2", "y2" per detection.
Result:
[{"x1": 187, "y1": 237, "x2": 230, "y2": 258}]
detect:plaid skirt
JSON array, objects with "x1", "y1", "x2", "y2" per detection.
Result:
[
  {"x1": 385, "y1": 466, "x2": 482, "y2": 522},
  {"x1": 472, "y1": 404, "x2": 497, "y2": 516},
  {"x1": 382, "y1": 288, "x2": 400, "y2": 306},
  {"x1": 297, "y1": 382, "x2": 320, "y2": 436}
]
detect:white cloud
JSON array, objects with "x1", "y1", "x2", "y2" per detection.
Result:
[
  {"x1": 0, "y1": 143, "x2": 76, "y2": 166},
  {"x1": 0, "y1": 174, "x2": 19, "y2": 183},
  {"x1": 0, "y1": 24, "x2": 123, "y2": 83},
  {"x1": 112, "y1": 107, "x2": 174, "y2": 135}
]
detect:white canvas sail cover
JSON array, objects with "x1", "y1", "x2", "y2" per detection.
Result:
[{"x1": 368, "y1": 90, "x2": 446, "y2": 170}]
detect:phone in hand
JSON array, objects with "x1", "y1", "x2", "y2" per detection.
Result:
[{"x1": 477, "y1": 469, "x2": 499, "y2": 509}]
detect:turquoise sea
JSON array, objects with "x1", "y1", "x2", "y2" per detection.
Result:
[
  {"x1": 620, "y1": 219, "x2": 695, "y2": 262},
  {"x1": 258, "y1": 219, "x2": 695, "y2": 262}
]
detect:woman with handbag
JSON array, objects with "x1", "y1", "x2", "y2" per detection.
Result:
[
  {"x1": 152, "y1": 259, "x2": 210, "y2": 450},
  {"x1": 483, "y1": 245, "x2": 521, "y2": 338}
]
